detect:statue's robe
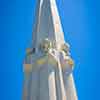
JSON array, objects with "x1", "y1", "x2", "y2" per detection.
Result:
[{"x1": 23, "y1": 49, "x2": 77, "y2": 100}]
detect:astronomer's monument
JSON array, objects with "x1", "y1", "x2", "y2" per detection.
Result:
[{"x1": 23, "y1": 0, "x2": 78, "y2": 100}]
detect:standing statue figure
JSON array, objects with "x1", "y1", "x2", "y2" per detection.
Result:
[{"x1": 23, "y1": 0, "x2": 78, "y2": 100}]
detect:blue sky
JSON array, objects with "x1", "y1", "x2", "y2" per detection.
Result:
[{"x1": 0, "y1": 0, "x2": 100, "y2": 100}]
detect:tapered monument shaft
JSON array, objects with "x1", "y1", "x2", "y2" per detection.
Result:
[{"x1": 23, "y1": 0, "x2": 78, "y2": 100}]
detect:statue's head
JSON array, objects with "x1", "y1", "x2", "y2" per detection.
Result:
[
  {"x1": 40, "y1": 38, "x2": 52, "y2": 53},
  {"x1": 61, "y1": 42, "x2": 70, "y2": 55}
]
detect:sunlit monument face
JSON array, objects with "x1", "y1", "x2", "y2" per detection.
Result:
[{"x1": 23, "y1": 0, "x2": 78, "y2": 100}]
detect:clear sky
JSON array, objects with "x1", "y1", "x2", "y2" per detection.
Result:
[{"x1": 0, "y1": 0, "x2": 99, "y2": 100}]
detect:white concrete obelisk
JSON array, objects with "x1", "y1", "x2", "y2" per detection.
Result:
[{"x1": 23, "y1": 0, "x2": 78, "y2": 100}]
